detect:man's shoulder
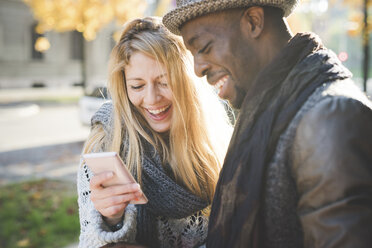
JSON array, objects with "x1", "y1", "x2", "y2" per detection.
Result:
[
  {"x1": 281, "y1": 79, "x2": 371, "y2": 147},
  {"x1": 299, "y1": 79, "x2": 372, "y2": 132},
  {"x1": 320, "y1": 78, "x2": 372, "y2": 107},
  {"x1": 293, "y1": 78, "x2": 372, "y2": 159}
]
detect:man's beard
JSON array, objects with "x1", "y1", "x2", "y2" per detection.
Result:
[{"x1": 229, "y1": 84, "x2": 247, "y2": 109}]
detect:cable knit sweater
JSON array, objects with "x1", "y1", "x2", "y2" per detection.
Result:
[{"x1": 77, "y1": 103, "x2": 209, "y2": 248}]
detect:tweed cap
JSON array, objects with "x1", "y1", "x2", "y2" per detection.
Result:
[{"x1": 163, "y1": 0, "x2": 298, "y2": 35}]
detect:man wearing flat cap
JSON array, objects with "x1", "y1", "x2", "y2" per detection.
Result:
[{"x1": 163, "y1": 0, "x2": 372, "y2": 247}]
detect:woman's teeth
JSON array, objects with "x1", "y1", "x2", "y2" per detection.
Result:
[{"x1": 147, "y1": 106, "x2": 169, "y2": 115}]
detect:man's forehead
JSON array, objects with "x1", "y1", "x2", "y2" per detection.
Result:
[{"x1": 180, "y1": 14, "x2": 224, "y2": 45}]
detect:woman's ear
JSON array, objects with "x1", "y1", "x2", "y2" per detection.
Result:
[{"x1": 240, "y1": 7, "x2": 264, "y2": 39}]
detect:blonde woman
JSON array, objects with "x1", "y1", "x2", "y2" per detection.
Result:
[{"x1": 77, "y1": 17, "x2": 232, "y2": 248}]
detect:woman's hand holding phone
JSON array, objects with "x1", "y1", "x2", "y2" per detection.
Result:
[
  {"x1": 83, "y1": 152, "x2": 148, "y2": 224},
  {"x1": 89, "y1": 171, "x2": 143, "y2": 225}
]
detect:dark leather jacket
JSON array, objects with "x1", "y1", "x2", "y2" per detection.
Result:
[
  {"x1": 293, "y1": 81, "x2": 372, "y2": 247},
  {"x1": 263, "y1": 79, "x2": 372, "y2": 247}
]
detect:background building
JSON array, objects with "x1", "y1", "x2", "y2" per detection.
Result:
[
  {"x1": 0, "y1": 0, "x2": 164, "y2": 90},
  {"x1": 1, "y1": 0, "x2": 83, "y2": 88},
  {"x1": 0, "y1": 0, "x2": 370, "y2": 92}
]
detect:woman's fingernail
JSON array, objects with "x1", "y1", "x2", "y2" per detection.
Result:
[
  {"x1": 107, "y1": 172, "x2": 114, "y2": 177},
  {"x1": 133, "y1": 183, "x2": 140, "y2": 190}
]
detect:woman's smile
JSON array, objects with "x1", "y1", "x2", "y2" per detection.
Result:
[{"x1": 145, "y1": 104, "x2": 172, "y2": 121}]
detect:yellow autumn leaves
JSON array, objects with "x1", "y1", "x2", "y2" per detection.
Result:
[{"x1": 24, "y1": 0, "x2": 147, "y2": 41}]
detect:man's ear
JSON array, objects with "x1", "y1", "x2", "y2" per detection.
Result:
[{"x1": 240, "y1": 7, "x2": 264, "y2": 39}]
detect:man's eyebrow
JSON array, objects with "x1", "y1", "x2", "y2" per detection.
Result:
[{"x1": 187, "y1": 34, "x2": 200, "y2": 47}]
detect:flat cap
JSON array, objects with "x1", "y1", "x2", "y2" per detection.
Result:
[{"x1": 163, "y1": 0, "x2": 298, "y2": 35}]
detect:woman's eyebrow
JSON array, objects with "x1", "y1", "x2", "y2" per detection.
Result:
[
  {"x1": 126, "y1": 77, "x2": 143, "y2": 81},
  {"x1": 127, "y1": 73, "x2": 167, "y2": 81},
  {"x1": 155, "y1": 73, "x2": 167, "y2": 80}
]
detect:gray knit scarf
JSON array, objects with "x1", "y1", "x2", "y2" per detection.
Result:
[{"x1": 91, "y1": 103, "x2": 208, "y2": 248}]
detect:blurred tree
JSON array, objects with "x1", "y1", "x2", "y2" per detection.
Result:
[
  {"x1": 153, "y1": 0, "x2": 171, "y2": 16},
  {"x1": 330, "y1": 0, "x2": 371, "y2": 91},
  {"x1": 23, "y1": 0, "x2": 147, "y2": 89},
  {"x1": 24, "y1": 0, "x2": 147, "y2": 40}
]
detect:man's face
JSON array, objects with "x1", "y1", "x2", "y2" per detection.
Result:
[{"x1": 180, "y1": 10, "x2": 260, "y2": 109}]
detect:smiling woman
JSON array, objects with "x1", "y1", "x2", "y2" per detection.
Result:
[
  {"x1": 77, "y1": 17, "x2": 232, "y2": 248},
  {"x1": 125, "y1": 52, "x2": 173, "y2": 133}
]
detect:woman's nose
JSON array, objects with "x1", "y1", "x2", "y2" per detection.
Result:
[{"x1": 144, "y1": 85, "x2": 160, "y2": 104}]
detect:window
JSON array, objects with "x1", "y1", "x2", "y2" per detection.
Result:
[
  {"x1": 71, "y1": 31, "x2": 83, "y2": 60},
  {"x1": 31, "y1": 23, "x2": 43, "y2": 60}
]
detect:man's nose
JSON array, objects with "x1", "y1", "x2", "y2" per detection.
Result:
[{"x1": 194, "y1": 56, "x2": 210, "y2": 78}]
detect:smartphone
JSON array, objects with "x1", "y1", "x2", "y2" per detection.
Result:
[{"x1": 82, "y1": 152, "x2": 148, "y2": 204}]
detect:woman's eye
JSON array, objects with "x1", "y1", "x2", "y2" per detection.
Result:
[{"x1": 131, "y1": 85, "x2": 143, "y2": 90}]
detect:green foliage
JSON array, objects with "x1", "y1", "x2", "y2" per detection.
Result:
[{"x1": 0, "y1": 179, "x2": 79, "y2": 248}]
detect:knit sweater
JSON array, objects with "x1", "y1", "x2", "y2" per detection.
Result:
[{"x1": 77, "y1": 103, "x2": 208, "y2": 248}]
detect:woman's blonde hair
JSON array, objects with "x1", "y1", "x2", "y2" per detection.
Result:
[{"x1": 83, "y1": 16, "x2": 232, "y2": 203}]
